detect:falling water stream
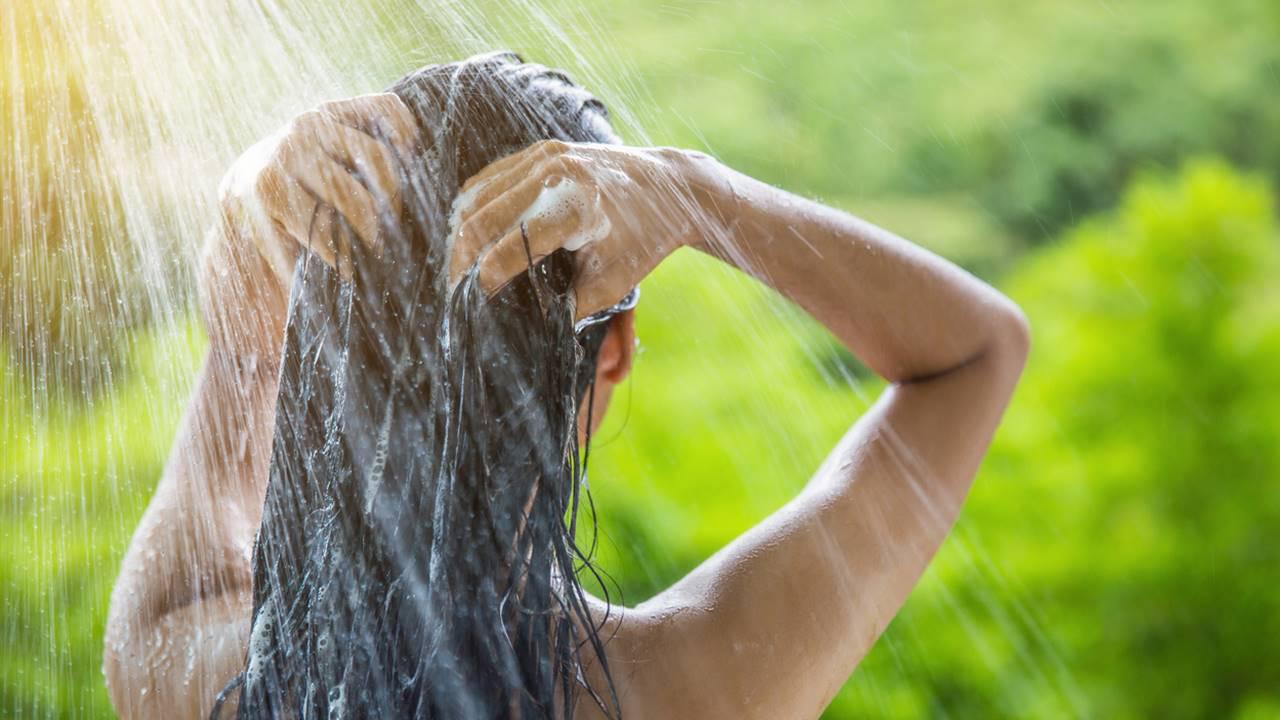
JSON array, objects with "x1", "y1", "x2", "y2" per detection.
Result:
[{"x1": 0, "y1": 1, "x2": 1087, "y2": 717}]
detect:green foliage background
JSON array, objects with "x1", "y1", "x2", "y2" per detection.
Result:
[{"x1": 3, "y1": 0, "x2": 1279, "y2": 717}]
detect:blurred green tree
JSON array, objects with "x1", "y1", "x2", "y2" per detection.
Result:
[{"x1": 903, "y1": 40, "x2": 1280, "y2": 245}]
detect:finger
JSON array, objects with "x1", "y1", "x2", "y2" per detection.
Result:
[
  {"x1": 245, "y1": 163, "x2": 331, "y2": 276},
  {"x1": 331, "y1": 211, "x2": 357, "y2": 281},
  {"x1": 303, "y1": 203, "x2": 342, "y2": 272},
  {"x1": 460, "y1": 139, "x2": 566, "y2": 197},
  {"x1": 452, "y1": 169, "x2": 578, "y2": 276},
  {"x1": 259, "y1": 220, "x2": 308, "y2": 285},
  {"x1": 571, "y1": 246, "x2": 637, "y2": 321},
  {"x1": 468, "y1": 213, "x2": 583, "y2": 294},
  {"x1": 317, "y1": 93, "x2": 420, "y2": 157},
  {"x1": 282, "y1": 135, "x2": 383, "y2": 253},
  {"x1": 457, "y1": 141, "x2": 570, "y2": 217},
  {"x1": 316, "y1": 121, "x2": 402, "y2": 213}
]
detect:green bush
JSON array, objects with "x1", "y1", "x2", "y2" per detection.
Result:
[
  {"x1": 887, "y1": 160, "x2": 1279, "y2": 717},
  {"x1": 984, "y1": 159, "x2": 1280, "y2": 717}
]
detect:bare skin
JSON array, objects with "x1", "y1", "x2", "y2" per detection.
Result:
[{"x1": 104, "y1": 93, "x2": 1028, "y2": 719}]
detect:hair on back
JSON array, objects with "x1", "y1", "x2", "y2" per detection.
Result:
[{"x1": 219, "y1": 51, "x2": 624, "y2": 720}]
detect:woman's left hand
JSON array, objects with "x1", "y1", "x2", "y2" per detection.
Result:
[{"x1": 447, "y1": 140, "x2": 730, "y2": 320}]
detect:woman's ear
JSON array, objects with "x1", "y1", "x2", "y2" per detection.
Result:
[{"x1": 596, "y1": 309, "x2": 636, "y2": 384}]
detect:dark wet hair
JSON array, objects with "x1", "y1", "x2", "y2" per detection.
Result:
[{"x1": 218, "y1": 52, "x2": 626, "y2": 719}]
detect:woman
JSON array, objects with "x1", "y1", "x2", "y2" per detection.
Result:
[{"x1": 104, "y1": 52, "x2": 1028, "y2": 719}]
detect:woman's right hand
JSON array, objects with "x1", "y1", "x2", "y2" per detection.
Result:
[{"x1": 202, "y1": 93, "x2": 420, "y2": 353}]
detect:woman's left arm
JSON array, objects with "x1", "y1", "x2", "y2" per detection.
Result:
[{"x1": 104, "y1": 94, "x2": 419, "y2": 719}]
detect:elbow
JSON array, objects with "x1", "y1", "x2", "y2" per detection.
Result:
[
  {"x1": 1001, "y1": 300, "x2": 1031, "y2": 362},
  {"x1": 898, "y1": 299, "x2": 1030, "y2": 386},
  {"x1": 103, "y1": 603, "x2": 153, "y2": 720},
  {"x1": 103, "y1": 560, "x2": 175, "y2": 720},
  {"x1": 103, "y1": 588, "x2": 251, "y2": 720},
  {"x1": 988, "y1": 298, "x2": 1031, "y2": 381}
]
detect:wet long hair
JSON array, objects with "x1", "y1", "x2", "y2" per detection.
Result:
[{"x1": 219, "y1": 52, "x2": 626, "y2": 719}]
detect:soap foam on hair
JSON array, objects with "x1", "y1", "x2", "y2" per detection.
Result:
[
  {"x1": 449, "y1": 175, "x2": 611, "y2": 257},
  {"x1": 515, "y1": 177, "x2": 611, "y2": 252},
  {"x1": 447, "y1": 174, "x2": 496, "y2": 246}
]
